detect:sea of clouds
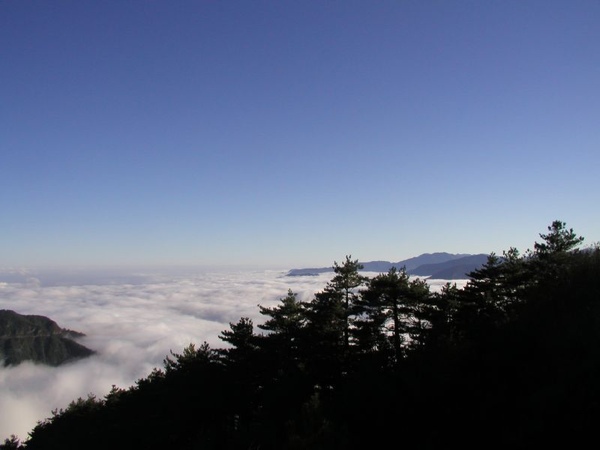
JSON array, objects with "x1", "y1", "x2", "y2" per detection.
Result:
[{"x1": 0, "y1": 266, "x2": 467, "y2": 441}]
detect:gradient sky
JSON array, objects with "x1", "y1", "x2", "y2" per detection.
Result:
[{"x1": 2, "y1": 1, "x2": 599, "y2": 268}]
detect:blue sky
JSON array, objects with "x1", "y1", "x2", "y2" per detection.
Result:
[{"x1": 1, "y1": 1, "x2": 599, "y2": 268}]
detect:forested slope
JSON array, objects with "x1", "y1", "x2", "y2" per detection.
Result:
[{"x1": 4, "y1": 220, "x2": 599, "y2": 449}]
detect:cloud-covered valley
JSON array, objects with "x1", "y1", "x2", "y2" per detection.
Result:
[{"x1": 0, "y1": 267, "x2": 467, "y2": 441}]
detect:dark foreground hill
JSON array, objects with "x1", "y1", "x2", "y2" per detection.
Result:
[
  {"x1": 0, "y1": 310, "x2": 94, "y2": 367},
  {"x1": 7, "y1": 221, "x2": 600, "y2": 450}
]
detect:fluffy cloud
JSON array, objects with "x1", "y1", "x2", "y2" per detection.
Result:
[{"x1": 0, "y1": 267, "x2": 467, "y2": 441}]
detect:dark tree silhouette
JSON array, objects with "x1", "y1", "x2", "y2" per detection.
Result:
[
  {"x1": 355, "y1": 267, "x2": 430, "y2": 364},
  {"x1": 17, "y1": 220, "x2": 600, "y2": 450}
]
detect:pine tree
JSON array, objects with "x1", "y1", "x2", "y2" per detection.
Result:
[
  {"x1": 356, "y1": 267, "x2": 430, "y2": 364},
  {"x1": 534, "y1": 220, "x2": 584, "y2": 256},
  {"x1": 303, "y1": 256, "x2": 368, "y2": 386},
  {"x1": 258, "y1": 289, "x2": 306, "y2": 367}
]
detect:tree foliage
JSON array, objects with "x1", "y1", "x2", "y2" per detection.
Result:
[{"x1": 14, "y1": 220, "x2": 600, "y2": 449}]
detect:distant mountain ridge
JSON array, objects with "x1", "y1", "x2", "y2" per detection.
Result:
[
  {"x1": 0, "y1": 309, "x2": 95, "y2": 366},
  {"x1": 287, "y1": 252, "x2": 489, "y2": 280}
]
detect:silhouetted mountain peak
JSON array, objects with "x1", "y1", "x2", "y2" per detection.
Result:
[{"x1": 287, "y1": 252, "x2": 487, "y2": 279}]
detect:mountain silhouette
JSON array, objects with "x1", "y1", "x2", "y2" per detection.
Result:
[
  {"x1": 287, "y1": 252, "x2": 488, "y2": 279},
  {"x1": 0, "y1": 309, "x2": 95, "y2": 366}
]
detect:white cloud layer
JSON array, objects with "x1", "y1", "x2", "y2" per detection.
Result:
[{"x1": 0, "y1": 267, "x2": 467, "y2": 441}]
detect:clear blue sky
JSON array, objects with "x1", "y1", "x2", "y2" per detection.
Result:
[{"x1": 2, "y1": 1, "x2": 599, "y2": 268}]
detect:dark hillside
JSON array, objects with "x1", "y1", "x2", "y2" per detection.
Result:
[
  {"x1": 11, "y1": 222, "x2": 600, "y2": 450},
  {"x1": 0, "y1": 310, "x2": 94, "y2": 367},
  {"x1": 408, "y1": 254, "x2": 488, "y2": 278}
]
